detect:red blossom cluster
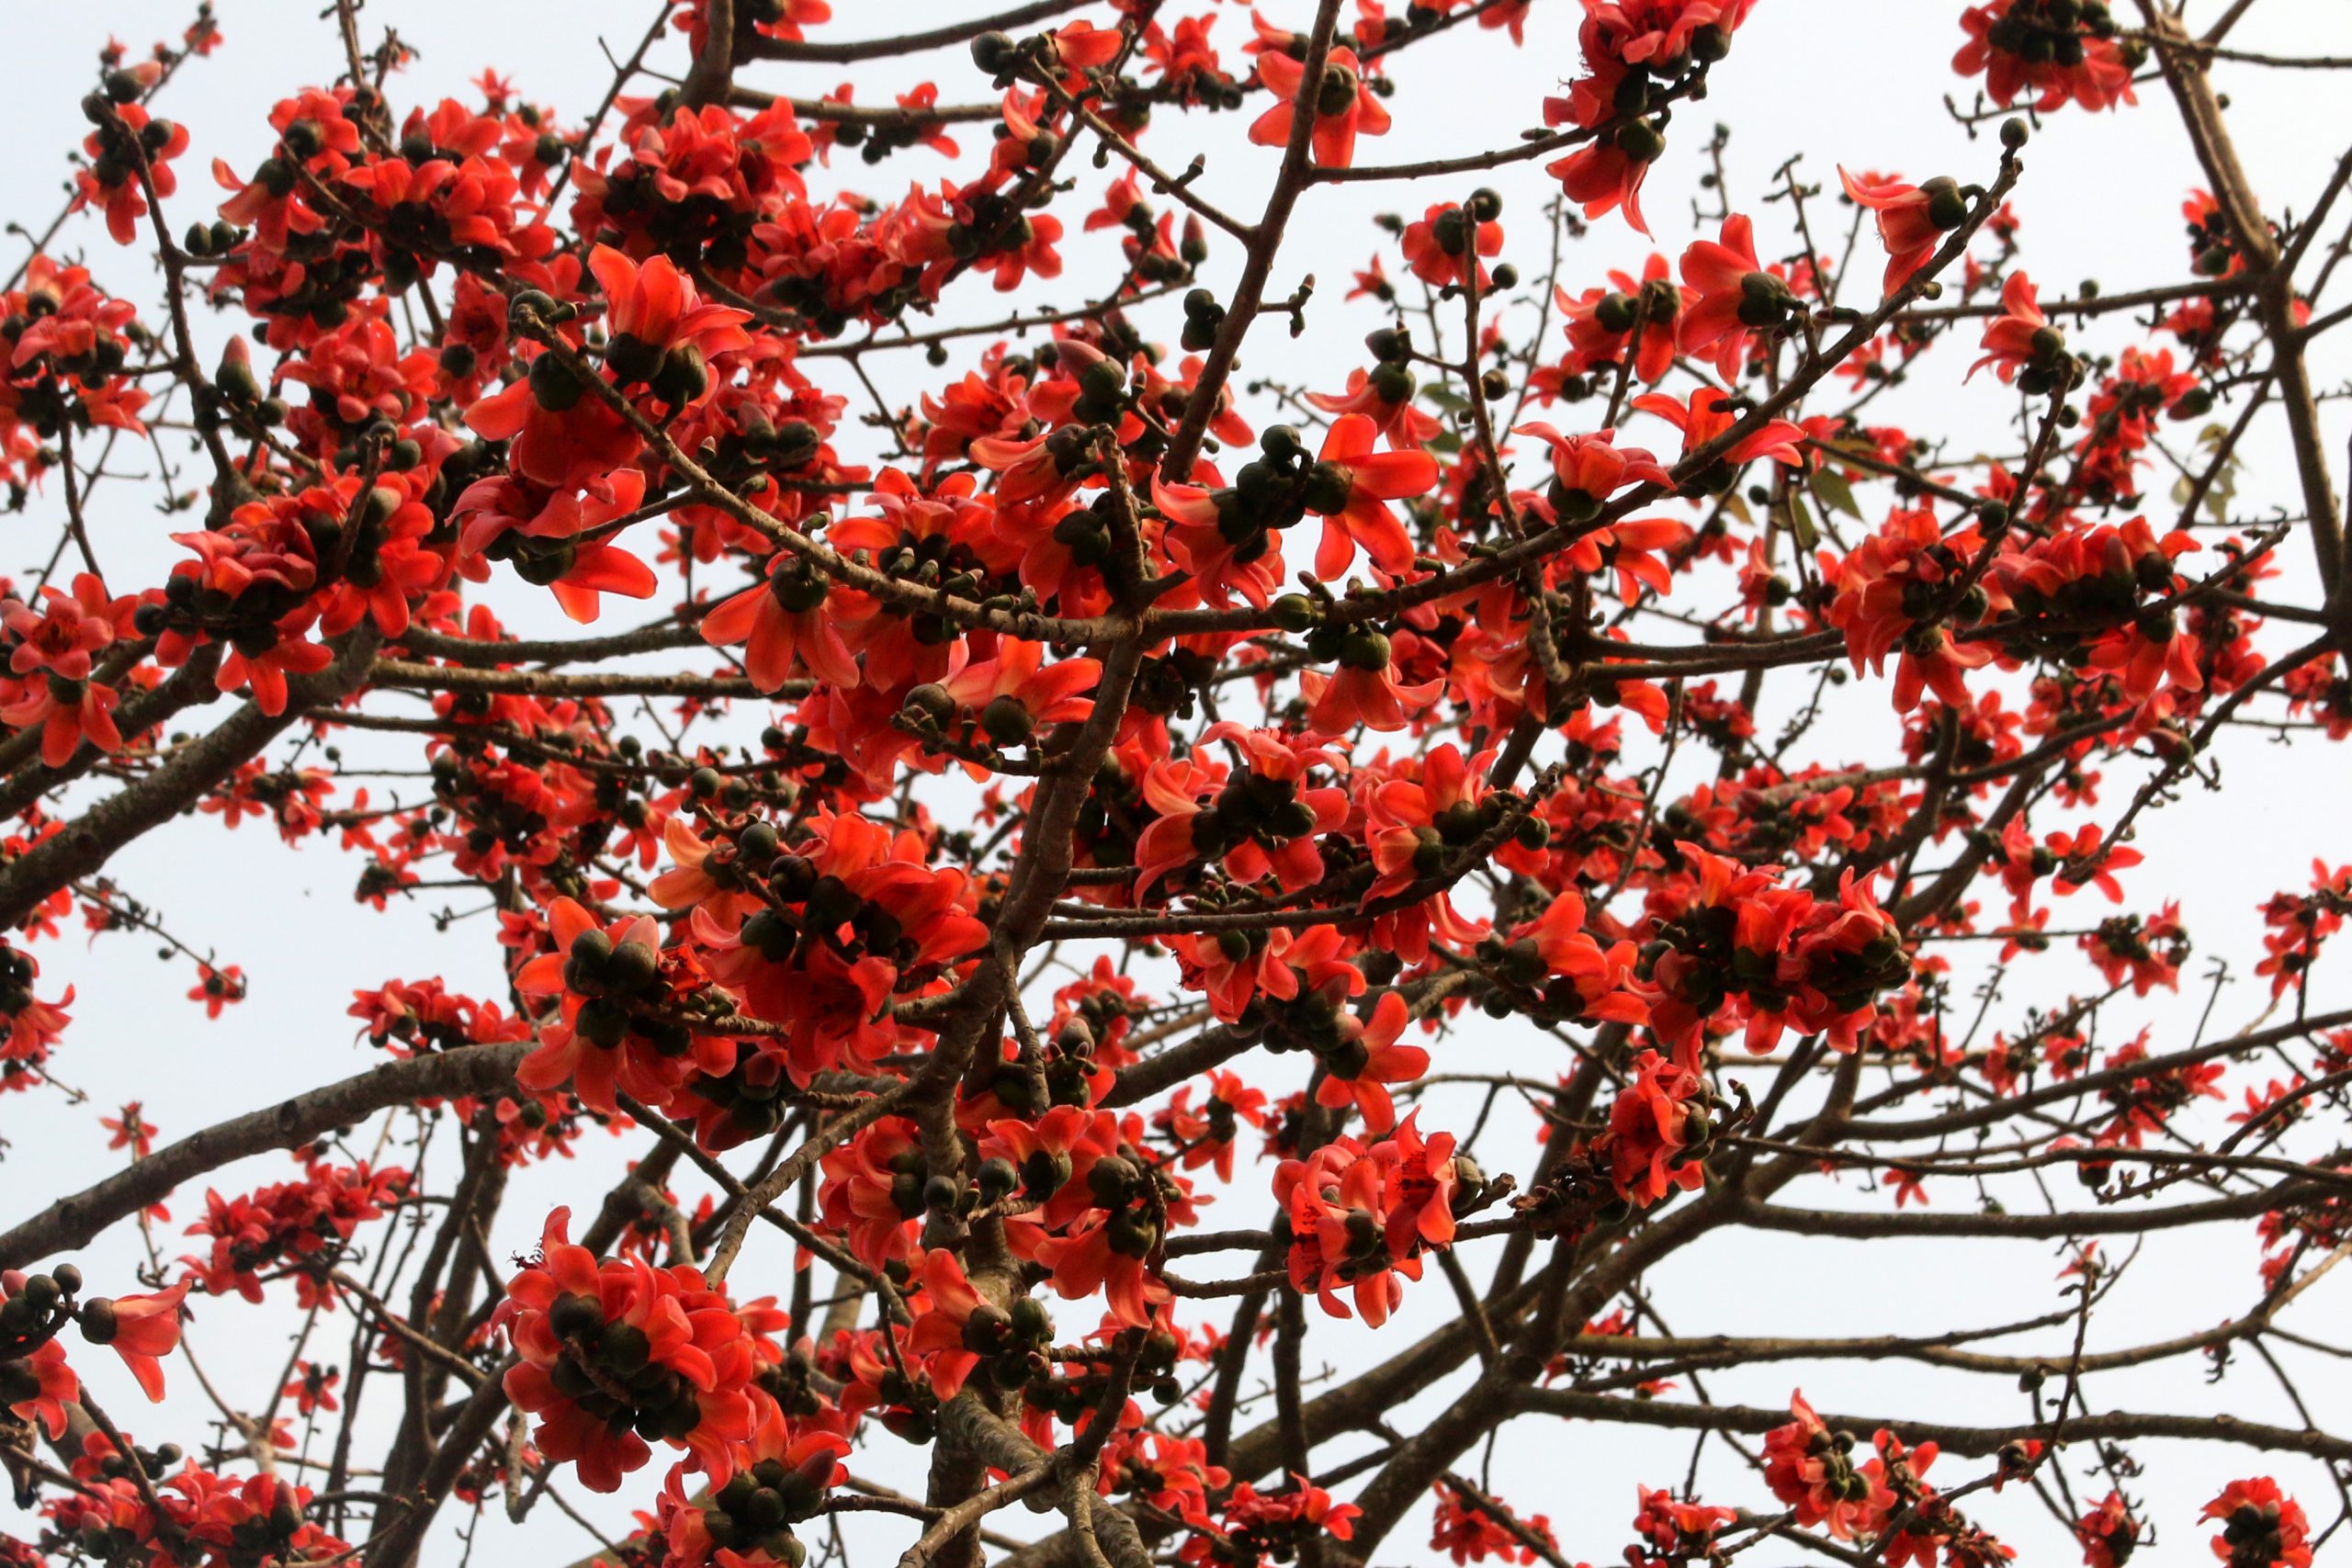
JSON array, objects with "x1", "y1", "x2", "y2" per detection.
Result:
[
  {"x1": 495, "y1": 1206, "x2": 792, "y2": 1493},
  {"x1": 49, "y1": 1460, "x2": 349, "y2": 1568},
  {"x1": 181, "y1": 1160, "x2": 408, "y2": 1306},
  {"x1": 1762, "y1": 1392, "x2": 2030, "y2": 1563}
]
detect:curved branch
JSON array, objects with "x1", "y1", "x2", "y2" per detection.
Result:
[
  {"x1": 0, "y1": 627, "x2": 379, "y2": 931},
  {"x1": 0, "y1": 1042, "x2": 528, "y2": 1272},
  {"x1": 1729, "y1": 1182, "x2": 2327, "y2": 1240},
  {"x1": 1517, "y1": 1385, "x2": 2352, "y2": 1464},
  {"x1": 740, "y1": 0, "x2": 1091, "y2": 63}
]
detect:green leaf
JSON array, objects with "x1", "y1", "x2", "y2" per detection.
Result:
[
  {"x1": 1809, "y1": 467, "x2": 1863, "y2": 521},
  {"x1": 2206, "y1": 468, "x2": 2235, "y2": 526},
  {"x1": 1786, "y1": 491, "x2": 1819, "y2": 551},
  {"x1": 1420, "y1": 383, "x2": 1470, "y2": 412}
]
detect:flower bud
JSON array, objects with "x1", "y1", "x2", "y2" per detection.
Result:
[
  {"x1": 1270, "y1": 593, "x2": 1320, "y2": 633},
  {"x1": 606, "y1": 940, "x2": 660, "y2": 995},
  {"x1": 1303, "y1": 462, "x2": 1353, "y2": 515},
  {"x1": 971, "y1": 31, "x2": 1016, "y2": 74},
  {"x1": 527, "y1": 351, "x2": 585, "y2": 412},
  {"x1": 1337, "y1": 628, "x2": 1391, "y2": 671},
  {"x1": 1920, "y1": 175, "x2": 1969, "y2": 231},
  {"x1": 979, "y1": 694, "x2": 1034, "y2": 747},
  {"x1": 77, "y1": 1297, "x2": 119, "y2": 1344},
  {"x1": 605, "y1": 331, "x2": 662, "y2": 385},
  {"x1": 1088, "y1": 1155, "x2": 1139, "y2": 1207},
  {"x1": 1613, "y1": 119, "x2": 1667, "y2": 164},
  {"x1": 652, "y1": 343, "x2": 709, "y2": 406}
]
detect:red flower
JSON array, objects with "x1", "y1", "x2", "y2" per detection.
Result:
[
  {"x1": 187, "y1": 963, "x2": 247, "y2": 1020},
  {"x1": 1135, "y1": 724, "x2": 1347, "y2": 897},
  {"x1": 1558, "y1": 254, "x2": 1688, "y2": 383},
  {"x1": 514, "y1": 897, "x2": 677, "y2": 1115},
  {"x1": 1603, "y1": 1049, "x2": 1707, "y2": 1206},
  {"x1": 1822, "y1": 507, "x2": 1997, "y2": 712},
  {"x1": 1031, "y1": 1208, "x2": 1170, "y2": 1329},
  {"x1": 1430, "y1": 1479, "x2": 1556, "y2": 1565},
  {"x1": 79, "y1": 1280, "x2": 191, "y2": 1402},
  {"x1": 1495, "y1": 890, "x2": 1647, "y2": 1026},
  {"x1": 938, "y1": 637, "x2": 1102, "y2": 752},
  {"x1": 74, "y1": 102, "x2": 187, "y2": 245},
  {"x1": 1640, "y1": 846, "x2": 1909, "y2": 1063},
  {"x1": 1968, "y1": 271, "x2": 2065, "y2": 386},
  {"x1": 1510, "y1": 423, "x2": 1687, "y2": 596},
  {"x1": 1347, "y1": 254, "x2": 1395, "y2": 302},
  {"x1": 1360, "y1": 743, "x2": 1501, "y2": 975},
  {"x1": 986, "y1": 209, "x2": 1065, "y2": 292},
  {"x1": 313, "y1": 483, "x2": 447, "y2": 640},
  {"x1": 282, "y1": 1359, "x2": 341, "y2": 1416},
  {"x1": 1168, "y1": 920, "x2": 1359, "y2": 1027},
  {"x1": 6, "y1": 572, "x2": 119, "y2": 680},
  {"x1": 218, "y1": 611, "x2": 336, "y2": 717},
  {"x1": 2075, "y1": 1492, "x2": 2140, "y2": 1568},
  {"x1": 1145, "y1": 14, "x2": 1230, "y2": 102},
  {"x1": 453, "y1": 467, "x2": 662, "y2": 623},
  {"x1": 1955, "y1": 2, "x2": 2138, "y2": 115},
  {"x1": 0, "y1": 1279, "x2": 77, "y2": 1438},
  {"x1": 1, "y1": 664, "x2": 122, "y2": 768},
  {"x1": 653, "y1": 1407, "x2": 850, "y2": 1565},
  {"x1": 2256, "y1": 862, "x2": 2352, "y2": 998},
  {"x1": 1192, "y1": 1477, "x2": 1362, "y2": 1565},
  {"x1": 1303, "y1": 626, "x2": 1442, "y2": 736},
  {"x1": 902, "y1": 1247, "x2": 995, "y2": 1402},
  {"x1": 496, "y1": 1207, "x2": 780, "y2": 1494},
  {"x1": 1250, "y1": 45, "x2": 1390, "y2": 169},
  {"x1": 1306, "y1": 366, "x2": 1442, "y2": 451},
  {"x1": 817, "y1": 1118, "x2": 928, "y2": 1273},
  {"x1": 183, "y1": 1162, "x2": 406, "y2": 1306},
  {"x1": 1761, "y1": 1392, "x2": 1894, "y2": 1540},
  {"x1": 698, "y1": 554, "x2": 864, "y2": 692},
  {"x1": 1312, "y1": 990, "x2": 1429, "y2": 1134},
  {"x1": 1299, "y1": 412, "x2": 1436, "y2": 580},
  {"x1": 1632, "y1": 385, "x2": 1807, "y2": 473},
  {"x1": 689, "y1": 809, "x2": 986, "y2": 1088},
  {"x1": 1628, "y1": 1486, "x2": 1736, "y2": 1568},
  {"x1": 465, "y1": 358, "x2": 642, "y2": 491},
  {"x1": 587, "y1": 243, "x2": 752, "y2": 407},
  {"x1": 1400, "y1": 201, "x2": 1503, "y2": 289},
  {"x1": 1840, "y1": 167, "x2": 1969, "y2": 298},
  {"x1": 1050, "y1": 19, "x2": 1125, "y2": 72},
  {"x1": 1547, "y1": 135, "x2": 1658, "y2": 236},
  {"x1": 1150, "y1": 1069, "x2": 1269, "y2": 1184},
  {"x1": 2200, "y1": 1478, "x2": 2311, "y2": 1568},
  {"x1": 1276, "y1": 1114, "x2": 1456, "y2": 1326},
  {"x1": 1677, "y1": 213, "x2": 1795, "y2": 377},
  {"x1": 101, "y1": 1101, "x2": 157, "y2": 1157},
  {"x1": 2083, "y1": 904, "x2": 2188, "y2": 998},
  {"x1": 1152, "y1": 468, "x2": 1290, "y2": 610}
]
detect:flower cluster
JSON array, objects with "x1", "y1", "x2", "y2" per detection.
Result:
[
  {"x1": 496, "y1": 1206, "x2": 791, "y2": 1494},
  {"x1": 182, "y1": 1160, "x2": 408, "y2": 1305},
  {"x1": 0, "y1": 4, "x2": 2345, "y2": 1567}
]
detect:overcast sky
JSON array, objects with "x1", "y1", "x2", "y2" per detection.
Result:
[{"x1": 4, "y1": 1, "x2": 2351, "y2": 1563}]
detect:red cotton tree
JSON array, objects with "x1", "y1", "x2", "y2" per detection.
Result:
[{"x1": 3, "y1": 1, "x2": 2351, "y2": 1566}]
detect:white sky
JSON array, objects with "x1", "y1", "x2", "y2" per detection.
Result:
[{"x1": 4, "y1": 1, "x2": 2352, "y2": 1564}]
